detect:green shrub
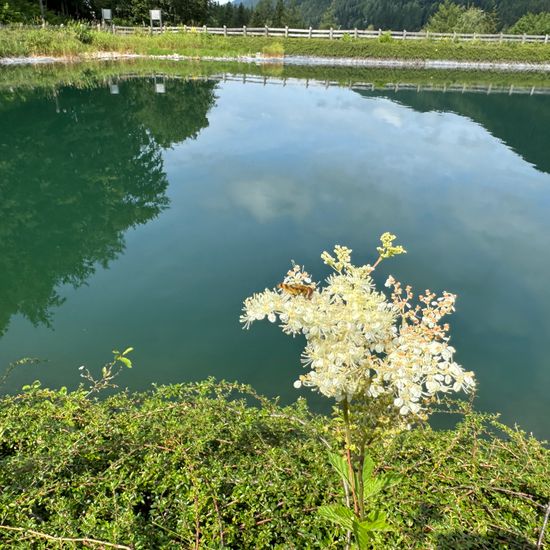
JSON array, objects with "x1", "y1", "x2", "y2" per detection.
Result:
[
  {"x1": 262, "y1": 41, "x2": 284, "y2": 56},
  {"x1": 71, "y1": 23, "x2": 93, "y2": 44},
  {"x1": 0, "y1": 378, "x2": 548, "y2": 548},
  {"x1": 378, "y1": 31, "x2": 393, "y2": 43},
  {"x1": 509, "y1": 12, "x2": 550, "y2": 36}
]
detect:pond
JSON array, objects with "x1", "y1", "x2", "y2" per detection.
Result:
[{"x1": 1, "y1": 62, "x2": 549, "y2": 439}]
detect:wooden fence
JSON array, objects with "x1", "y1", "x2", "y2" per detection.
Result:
[
  {"x1": 108, "y1": 25, "x2": 550, "y2": 44},
  {"x1": 106, "y1": 72, "x2": 550, "y2": 96},
  {"x1": 2, "y1": 23, "x2": 549, "y2": 43}
]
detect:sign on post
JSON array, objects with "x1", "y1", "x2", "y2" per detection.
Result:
[
  {"x1": 150, "y1": 9, "x2": 162, "y2": 31},
  {"x1": 101, "y1": 8, "x2": 112, "y2": 22}
]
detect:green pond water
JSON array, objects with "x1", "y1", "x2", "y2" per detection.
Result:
[{"x1": 1, "y1": 64, "x2": 550, "y2": 439}]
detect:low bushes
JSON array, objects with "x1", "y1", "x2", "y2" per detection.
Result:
[{"x1": 0, "y1": 379, "x2": 548, "y2": 548}]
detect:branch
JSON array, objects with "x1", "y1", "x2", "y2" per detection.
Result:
[
  {"x1": 537, "y1": 500, "x2": 550, "y2": 549},
  {"x1": 0, "y1": 526, "x2": 133, "y2": 549}
]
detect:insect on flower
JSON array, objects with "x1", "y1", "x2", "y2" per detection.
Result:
[{"x1": 277, "y1": 282, "x2": 315, "y2": 300}]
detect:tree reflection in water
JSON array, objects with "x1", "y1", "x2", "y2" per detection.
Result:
[{"x1": 0, "y1": 78, "x2": 217, "y2": 335}]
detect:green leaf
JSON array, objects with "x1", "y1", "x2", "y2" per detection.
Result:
[
  {"x1": 327, "y1": 451, "x2": 352, "y2": 486},
  {"x1": 118, "y1": 356, "x2": 132, "y2": 369},
  {"x1": 353, "y1": 519, "x2": 375, "y2": 549},
  {"x1": 318, "y1": 504, "x2": 355, "y2": 531},
  {"x1": 122, "y1": 347, "x2": 134, "y2": 356},
  {"x1": 362, "y1": 454, "x2": 375, "y2": 485},
  {"x1": 362, "y1": 511, "x2": 392, "y2": 532}
]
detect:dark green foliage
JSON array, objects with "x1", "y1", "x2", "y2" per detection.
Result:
[
  {"x1": 209, "y1": 2, "x2": 252, "y2": 27},
  {"x1": 320, "y1": 3, "x2": 339, "y2": 29},
  {"x1": 426, "y1": 1, "x2": 497, "y2": 33},
  {"x1": 3, "y1": 0, "x2": 550, "y2": 32},
  {"x1": 509, "y1": 12, "x2": 550, "y2": 35},
  {"x1": 0, "y1": 76, "x2": 216, "y2": 335},
  {"x1": 248, "y1": 0, "x2": 304, "y2": 27},
  {"x1": 0, "y1": 380, "x2": 343, "y2": 548},
  {"x1": 0, "y1": 379, "x2": 548, "y2": 547},
  {"x1": 294, "y1": 0, "x2": 550, "y2": 32}
]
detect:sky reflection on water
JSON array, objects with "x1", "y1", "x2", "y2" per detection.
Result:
[{"x1": 1, "y1": 75, "x2": 549, "y2": 438}]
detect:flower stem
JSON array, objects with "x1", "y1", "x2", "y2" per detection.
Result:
[{"x1": 342, "y1": 398, "x2": 360, "y2": 516}]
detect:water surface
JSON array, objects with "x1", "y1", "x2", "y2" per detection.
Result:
[{"x1": 1, "y1": 67, "x2": 549, "y2": 438}]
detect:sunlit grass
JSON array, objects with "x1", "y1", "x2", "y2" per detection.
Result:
[{"x1": 1, "y1": 27, "x2": 550, "y2": 63}]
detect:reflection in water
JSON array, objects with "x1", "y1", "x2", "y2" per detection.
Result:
[
  {"x1": 1, "y1": 73, "x2": 550, "y2": 439},
  {"x1": 0, "y1": 79, "x2": 217, "y2": 335},
  {"x1": 357, "y1": 88, "x2": 550, "y2": 174}
]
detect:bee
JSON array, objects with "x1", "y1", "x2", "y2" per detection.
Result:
[{"x1": 277, "y1": 283, "x2": 315, "y2": 300}]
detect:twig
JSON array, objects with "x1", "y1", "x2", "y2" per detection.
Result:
[
  {"x1": 444, "y1": 482, "x2": 546, "y2": 510},
  {"x1": 537, "y1": 500, "x2": 550, "y2": 549},
  {"x1": 0, "y1": 525, "x2": 133, "y2": 549},
  {"x1": 269, "y1": 413, "x2": 332, "y2": 450}
]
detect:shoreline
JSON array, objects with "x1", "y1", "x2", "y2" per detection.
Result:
[{"x1": 2, "y1": 52, "x2": 550, "y2": 72}]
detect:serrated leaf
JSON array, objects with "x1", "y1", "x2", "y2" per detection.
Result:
[
  {"x1": 318, "y1": 504, "x2": 355, "y2": 531},
  {"x1": 327, "y1": 451, "x2": 352, "y2": 486},
  {"x1": 353, "y1": 519, "x2": 375, "y2": 549},
  {"x1": 363, "y1": 511, "x2": 392, "y2": 532},
  {"x1": 362, "y1": 454, "x2": 375, "y2": 485}
]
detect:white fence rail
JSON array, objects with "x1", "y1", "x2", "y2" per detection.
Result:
[
  {"x1": 1, "y1": 23, "x2": 549, "y2": 43},
  {"x1": 105, "y1": 72, "x2": 550, "y2": 96},
  {"x1": 106, "y1": 25, "x2": 550, "y2": 44}
]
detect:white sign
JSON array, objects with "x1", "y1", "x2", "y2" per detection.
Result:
[
  {"x1": 101, "y1": 8, "x2": 112, "y2": 20},
  {"x1": 150, "y1": 9, "x2": 161, "y2": 21},
  {"x1": 155, "y1": 83, "x2": 165, "y2": 94}
]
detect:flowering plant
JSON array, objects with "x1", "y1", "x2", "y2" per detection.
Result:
[
  {"x1": 241, "y1": 233, "x2": 474, "y2": 418},
  {"x1": 241, "y1": 233, "x2": 475, "y2": 546}
]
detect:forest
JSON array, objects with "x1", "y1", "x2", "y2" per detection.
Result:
[{"x1": 2, "y1": 0, "x2": 550, "y2": 33}]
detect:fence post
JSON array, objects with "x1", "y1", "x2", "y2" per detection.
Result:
[
  {"x1": 285, "y1": 25, "x2": 288, "y2": 38},
  {"x1": 473, "y1": 32, "x2": 476, "y2": 41},
  {"x1": 308, "y1": 26, "x2": 312, "y2": 38},
  {"x1": 354, "y1": 27, "x2": 357, "y2": 39},
  {"x1": 426, "y1": 30, "x2": 429, "y2": 39},
  {"x1": 224, "y1": 25, "x2": 227, "y2": 37},
  {"x1": 499, "y1": 32, "x2": 503, "y2": 43},
  {"x1": 265, "y1": 25, "x2": 268, "y2": 37},
  {"x1": 546, "y1": 34, "x2": 549, "y2": 44},
  {"x1": 112, "y1": 24, "x2": 116, "y2": 34},
  {"x1": 329, "y1": 27, "x2": 333, "y2": 39},
  {"x1": 522, "y1": 33, "x2": 526, "y2": 44},
  {"x1": 184, "y1": 24, "x2": 187, "y2": 33},
  {"x1": 378, "y1": 28, "x2": 381, "y2": 37},
  {"x1": 203, "y1": 25, "x2": 206, "y2": 33},
  {"x1": 243, "y1": 25, "x2": 247, "y2": 37},
  {"x1": 403, "y1": 29, "x2": 406, "y2": 39}
]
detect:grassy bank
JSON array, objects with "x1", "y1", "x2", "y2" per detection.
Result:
[
  {"x1": 1, "y1": 27, "x2": 550, "y2": 64},
  {"x1": 0, "y1": 378, "x2": 548, "y2": 548},
  {"x1": 1, "y1": 58, "x2": 550, "y2": 96}
]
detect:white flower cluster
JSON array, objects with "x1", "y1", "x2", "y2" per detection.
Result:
[{"x1": 240, "y1": 237, "x2": 475, "y2": 417}]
